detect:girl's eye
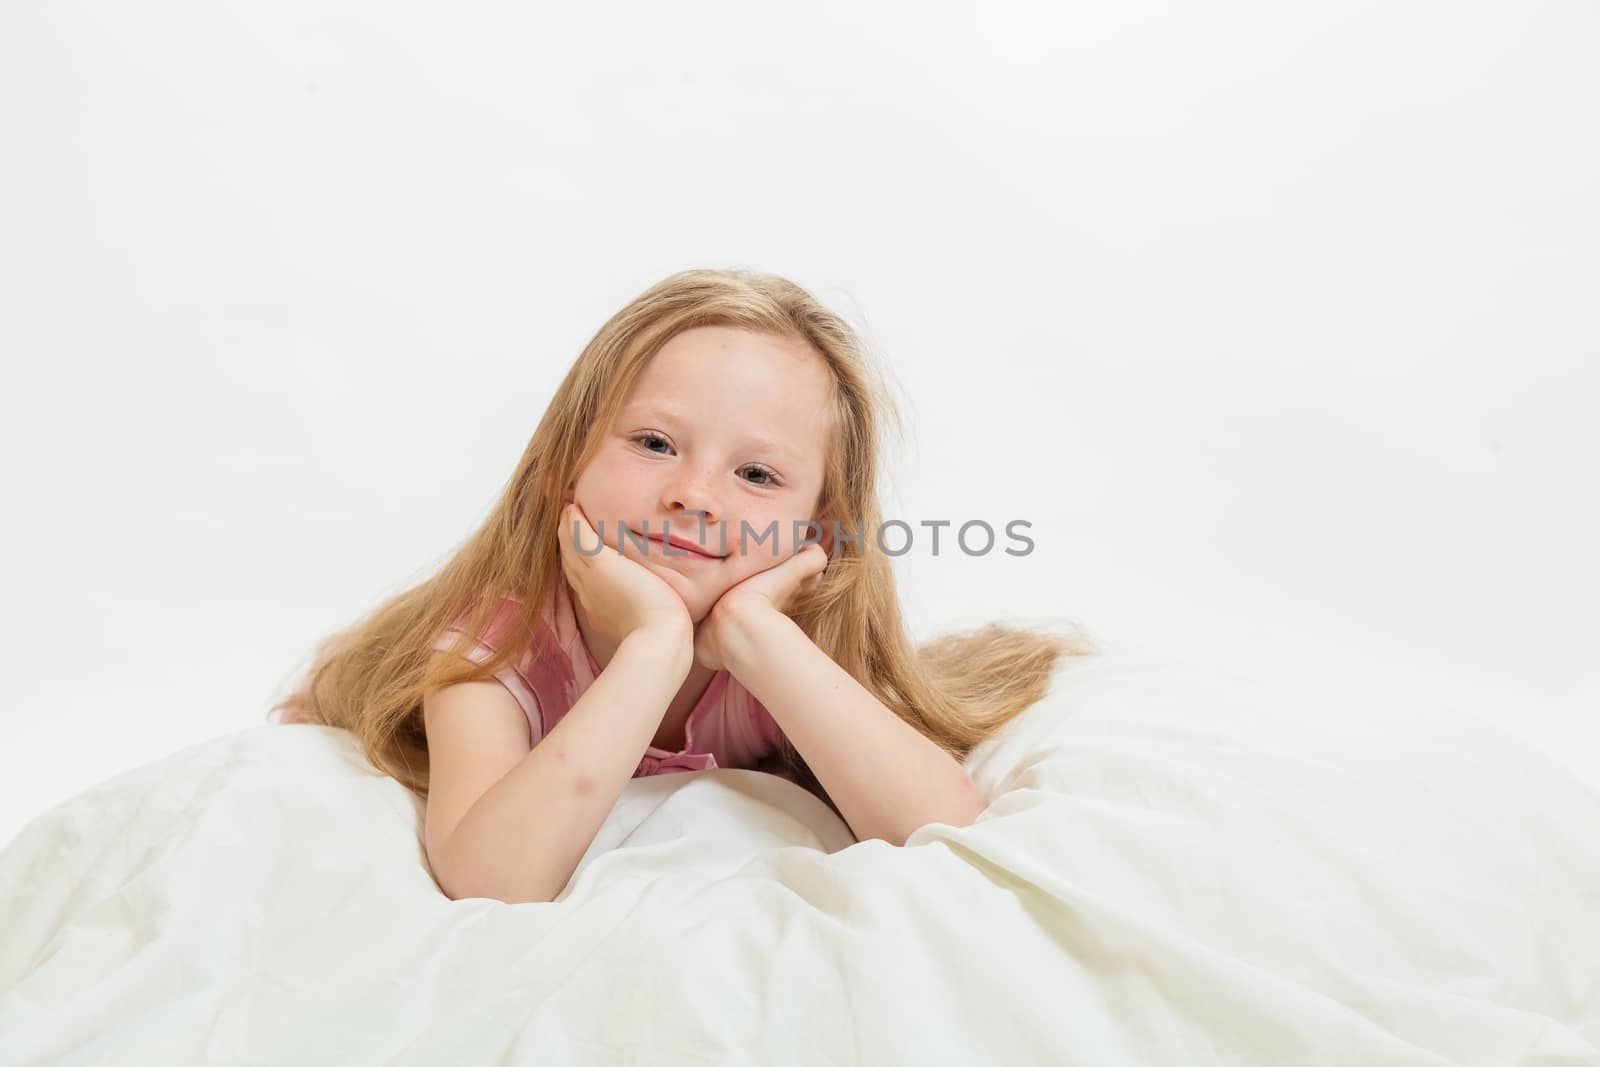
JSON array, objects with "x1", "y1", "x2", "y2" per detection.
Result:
[
  {"x1": 632, "y1": 434, "x2": 781, "y2": 488},
  {"x1": 636, "y1": 432, "x2": 672, "y2": 454},
  {"x1": 739, "y1": 465, "x2": 778, "y2": 487}
]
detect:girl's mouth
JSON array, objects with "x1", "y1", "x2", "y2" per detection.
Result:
[{"x1": 642, "y1": 532, "x2": 724, "y2": 560}]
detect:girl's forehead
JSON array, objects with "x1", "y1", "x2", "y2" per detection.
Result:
[
  {"x1": 636, "y1": 326, "x2": 824, "y2": 388},
  {"x1": 620, "y1": 330, "x2": 834, "y2": 449}
]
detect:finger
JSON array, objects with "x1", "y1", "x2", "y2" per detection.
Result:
[
  {"x1": 770, "y1": 543, "x2": 820, "y2": 576},
  {"x1": 756, "y1": 547, "x2": 824, "y2": 613},
  {"x1": 567, "y1": 502, "x2": 597, "y2": 540},
  {"x1": 560, "y1": 503, "x2": 598, "y2": 562},
  {"x1": 772, "y1": 544, "x2": 827, "y2": 596},
  {"x1": 561, "y1": 506, "x2": 583, "y2": 542},
  {"x1": 796, "y1": 543, "x2": 828, "y2": 574}
]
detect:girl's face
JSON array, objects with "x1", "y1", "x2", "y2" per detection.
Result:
[{"x1": 569, "y1": 325, "x2": 834, "y2": 624}]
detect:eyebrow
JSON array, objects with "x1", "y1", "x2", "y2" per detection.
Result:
[{"x1": 619, "y1": 404, "x2": 802, "y2": 463}]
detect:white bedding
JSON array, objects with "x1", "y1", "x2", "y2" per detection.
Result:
[{"x1": 2, "y1": 650, "x2": 1596, "y2": 1065}]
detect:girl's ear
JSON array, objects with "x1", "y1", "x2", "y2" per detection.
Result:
[{"x1": 814, "y1": 513, "x2": 835, "y2": 557}]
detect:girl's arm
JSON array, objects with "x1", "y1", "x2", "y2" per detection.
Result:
[
  {"x1": 433, "y1": 620, "x2": 693, "y2": 904},
  {"x1": 720, "y1": 606, "x2": 988, "y2": 847}
]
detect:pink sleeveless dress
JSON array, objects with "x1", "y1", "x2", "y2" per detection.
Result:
[{"x1": 428, "y1": 578, "x2": 787, "y2": 777}]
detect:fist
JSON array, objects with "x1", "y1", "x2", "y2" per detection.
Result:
[
  {"x1": 557, "y1": 501, "x2": 693, "y2": 650},
  {"x1": 695, "y1": 542, "x2": 829, "y2": 672}
]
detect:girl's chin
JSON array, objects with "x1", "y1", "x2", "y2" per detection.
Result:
[
  {"x1": 636, "y1": 556, "x2": 713, "y2": 598},
  {"x1": 640, "y1": 558, "x2": 719, "y2": 604}
]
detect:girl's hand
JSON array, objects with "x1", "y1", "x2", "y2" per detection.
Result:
[
  {"x1": 696, "y1": 543, "x2": 829, "y2": 673},
  {"x1": 558, "y1": 501, "x2": 693, "y2": 650}
]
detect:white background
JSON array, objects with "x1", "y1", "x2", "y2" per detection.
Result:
[{"x1": 2, "y1": 2, "x2": 1595, "y2": 850}]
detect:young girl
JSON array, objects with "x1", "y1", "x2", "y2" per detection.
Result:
[{"x1": 272, "y1": 268, "x2": 1096, "y2": 904}]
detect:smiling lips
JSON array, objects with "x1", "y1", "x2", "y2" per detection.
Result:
[{"x1": 643, "y1": 532, "x2": 724, "y2": 560}]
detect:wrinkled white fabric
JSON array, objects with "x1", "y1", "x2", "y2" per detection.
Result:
[{"x1": 2, "y1": 651, "x2": 1596, "y2": 1065}]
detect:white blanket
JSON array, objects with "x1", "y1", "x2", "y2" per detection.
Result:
[{"x1": 2, "y1": 651, "x2": 1597, "y2": 1065}]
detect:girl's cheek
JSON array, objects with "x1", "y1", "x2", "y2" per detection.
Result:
[{"x1": 736, "y1": 511, "x2": 787, "y2": 554}]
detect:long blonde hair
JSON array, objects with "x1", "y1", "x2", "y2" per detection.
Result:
[{"x1": 269, "y1": 268, "x2": 1098, "y2": 808}]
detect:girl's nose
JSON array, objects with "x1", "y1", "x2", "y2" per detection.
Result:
[{"x1": 661, "y1": 469, "x2": 720, "y2": 526}]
